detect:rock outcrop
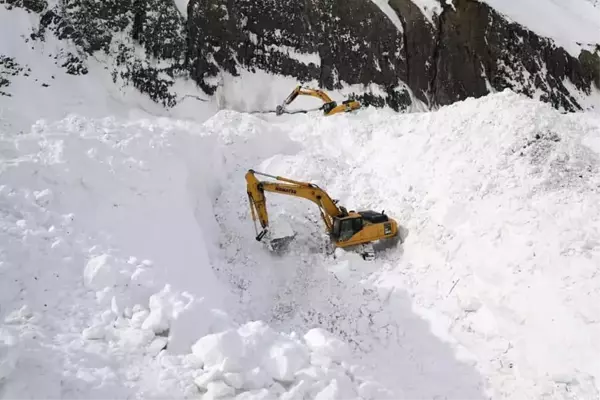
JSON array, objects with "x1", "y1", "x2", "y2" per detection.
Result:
[
  {"x1": 2, "y1": 0, "x2": 599, "y2": 112},
  {"x1": 187, "y1": 0, "x2": 599, "y2": 112},
  {"x1": 2, "y1": 0, "x2": 186, "y2": 106},
  {"x1": 186, "y1": 0, "x2": 412, "y2": 110}
]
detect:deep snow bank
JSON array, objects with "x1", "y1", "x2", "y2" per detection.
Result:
[
  {"x1": 209, "y1": 90, "x2": 600, "y2": 399},
  {"x1": 0, "y1": 111, "x2": 395, "y2": 399}
]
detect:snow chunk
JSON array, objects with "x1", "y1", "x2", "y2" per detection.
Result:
[
  {"x1": 4, "y1": 305, "x2": 34, "y2": 324},
  {"x1": 263, "y1": 339, "x2": 310, "y2": 382},
  {"x1": 169, "y1": 300, "x2": 234, "y2": 355},
  {"x1": 370, "y1": 0, "x2": 404, "y2": 32},
  {"x1": 82, "y1": 324, "x2": 105, "y2": 340},
  {"x1": 242, "y1": 367, "x2": 272, "y2": 390},
  {"x1": 191, "y1": 329, "x2": 244, "y2": 369},
  {"x1": 0, "y1": 329, "x2": 18, "y2": 383},
  {"x1": 205, "y1": 380, "x2": 235, "y2": 399},
  {"x1": 84, "y1": 254, "x2": 118, "y2": 290},
  {"x1": 303, "y1": 328, "x2": 350, "y2": 363}
]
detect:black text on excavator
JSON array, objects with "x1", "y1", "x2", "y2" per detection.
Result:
[
  {"x1": 276, "y1": 85, "x2": 361, "y2": 116},
  {"x1": 245, "y1": 169, "x2": 401, "y2": 260}
]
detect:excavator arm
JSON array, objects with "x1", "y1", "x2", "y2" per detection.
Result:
[
  {"x1": 276, "y1": 85, "x2": 360, "y2": 116},
  {"x1": 245, "y1": 169, "x2": 402, "y2": 259},
  {"x1": 245, "y1": 169, "x2": 347, "y2": 241}
]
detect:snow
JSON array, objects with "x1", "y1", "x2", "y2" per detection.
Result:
[
  {"x1": 3, "y1": 2, "x2": 600, "y2": 399},
  {"x1": 0, "y1": 109, "x2": 395, "y2": 398},
  {"x1": 481, "y1": 0, "x2": 600, "y2": 56},
  {"x1": 173, "y1": 0, "x2": 189, "y2": 18},
  {"x1": 563, "y1": 78, "x2": 600, "y2": 113},
  {"x1": 369, "y1": 0, "x2": 405, "y2": 31},
  {"x1": 211, "y1": 69, "x2": 358, "y2": 114},
  {"x1": 266, "y1": 45, "x2": 321, "y2": 67},
  {"x1": 206, "y1": 90, "x2": 600, "y2": 399},
  {"x1": 0, "y1": 6, "x2": 216, "y2": 133},
  {"x1": 4, "y1": 85, "x2": 599, "y2": 399},
  {"x1": 407, "y1": 0, "x2": 443, "y2": 24}
]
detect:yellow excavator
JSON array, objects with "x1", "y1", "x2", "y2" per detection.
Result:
[
  {"x1": 276, "y1": 85, "x2": 361, "y2": 116},
  {"x1": 245, "y1": 169, "x2": 401, "y2": 260}
]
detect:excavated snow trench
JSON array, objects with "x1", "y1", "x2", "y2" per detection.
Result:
[
  {"x1": 3, "y1": 90, "x2": 600, "y2": 400},
  {"x1": 206, "y1": 110, "x2": 488, "y2": 399},
  {"x1": 209, "y1": 92, "x2": 600, "y2": 400}
]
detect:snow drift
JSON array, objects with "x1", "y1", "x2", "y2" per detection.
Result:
[
  {"x1": 207, "y1": 90, "x2": 600, "y2": 399},
  {"x1": 0, "y1": 111, "x2": 394, "y2": 399},
  {"x1": 2, "y1": 82, "x2": 600, "y2": 399}
]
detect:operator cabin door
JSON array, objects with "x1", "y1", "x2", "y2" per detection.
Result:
[{"x1": 339, "y1": 217, "x2": 363, "y2": 242}]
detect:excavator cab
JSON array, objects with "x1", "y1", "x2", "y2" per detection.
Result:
[
  {"x1": 330, "y1": 210, "x2": 397, "y2": 259},
  {"x1": 332, "y1": 216, "x2": 363, "y2": 242},
  {"x1": 332, "y1": 210, "x2": 394, "y2": 239}
]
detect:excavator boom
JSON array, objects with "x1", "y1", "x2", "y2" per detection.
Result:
[
  {"x1": 246, "y1": 169, "x2": 345, "y2": 239},
  {"x1": 245, "y1": 169, "x2": 401, "y2": 259}
]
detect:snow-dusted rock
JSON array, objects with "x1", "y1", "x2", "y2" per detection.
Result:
[
  {"x1": 242, "y1": 367, "x2": 272, "y2": 390},
  {"x1": 194, "y1": 367, "x2": 222, "y2": 390},
  {"x1": 358, "y1": 381, "x2": 395, "y2": 399}
]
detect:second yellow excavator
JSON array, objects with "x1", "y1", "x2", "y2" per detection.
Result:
[
  {"x1": 245, "y1": 169, "x2": 401, "y2": 260},
  {"x1": 276, "y1": 85, "x2": 361, "y2": 116}
]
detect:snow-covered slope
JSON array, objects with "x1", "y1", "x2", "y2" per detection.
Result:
[
  {"x1": 0, "y1": 113, "x2": 397, "y2": 399},
  {"x1": 480, "y1": 0, "x2": 600, "y2": 55},
  {"x1": 0, "y1": 4, "x2": 216, "y2": 133},
  {"x1": 2, "y1": 82, "x2": 600, "y2": 399},
  {"x1": 3, "y1": 3, "x2": 600, "y2": 396},
  {"x1": 213, "y1": 91, "x2": 600, "y2": 399}
]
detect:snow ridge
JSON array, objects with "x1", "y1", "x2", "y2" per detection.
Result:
[{"x1": 0, "y1": 113, "x2": 394, "y2": 399}]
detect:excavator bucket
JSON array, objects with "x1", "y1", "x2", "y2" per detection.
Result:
[
  {"x1": 268, "y1": 233, "x2": 297, "y2": 254},
  {"x1": 266, "y1": 218, "x2": 297, "y2": 253}
]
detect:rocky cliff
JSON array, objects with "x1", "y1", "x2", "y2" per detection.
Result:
[
  {"x1": 2, "y1": 0, "x2": 599, "y2": 112},
  {"x1": 188, "y1": 0, "x2": 600, "y2": 112}
]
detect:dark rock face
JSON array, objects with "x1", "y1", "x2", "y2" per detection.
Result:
[
  {"x1": 2, "y1": 0, "x2": 599, "y2": 112},
  {"x1": 188, "y1": 0, "x2": 599, "y2": 112},
  {"x1": 0, "y1": 56, "x2": 24, "y2": 97},
  {"x1": 387, "y1": 0, "x2": 437, "y2": 105},
  {"x1": 187, "y1": 0, "x2": 412, "y2": 110},
  {"x1": 579, "y1": 47, "x2": 600, "y2": 88},
  {"x1": 2, "y1": 0, "x2": 186, "y2": 106},
  {"x1": 429, "y1": 0, "x2": 594, "y2": 111}
]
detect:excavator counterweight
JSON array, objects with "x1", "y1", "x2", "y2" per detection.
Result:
[{"x1": 245, "y1": 169, "x2": 402, "y2": 260}]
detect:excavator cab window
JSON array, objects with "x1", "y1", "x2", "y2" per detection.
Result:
[
  {"x1": 321, "y1": 101, "x2": 338, "y2": 115},
  {"x1": 334, "y1": 217, "x2": 363, "y2": 242}
]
